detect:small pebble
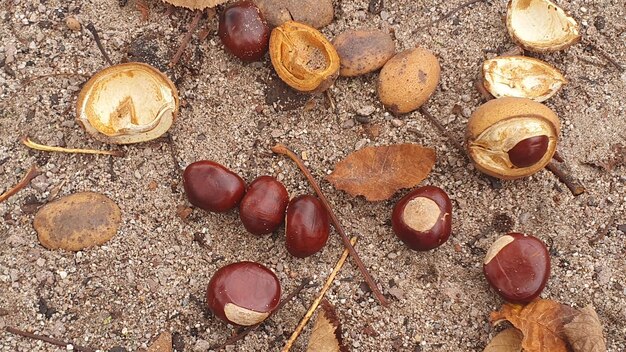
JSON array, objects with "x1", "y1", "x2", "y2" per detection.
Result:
[
  {"x1": 391, "y1": 119, "x2": 404, "y2": 127},
  {"x1": 65, "y1": 16, "x2": 81, "y2": 31},
  {"x1": 193, "y1": 339, "x2": 211, "y2": 351},
  {"x1": 357, "y1": 106, "x2": 376, "y2": 116},
  {"x1": 355, "y1": 139, "x2": 368, "y2": 150}
]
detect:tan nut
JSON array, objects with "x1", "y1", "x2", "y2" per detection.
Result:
[{"x1": 466, "y1": 97, "x2": 560, "y2": 180}]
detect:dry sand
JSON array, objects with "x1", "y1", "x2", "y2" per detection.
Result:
[{"x1": 1, "y1": 0, "x2": 625, "y2": 351}]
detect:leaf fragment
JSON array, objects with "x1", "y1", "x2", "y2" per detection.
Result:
[
  {"x1": 483, "y1": 328, "x2": 523, "y2": 352},
  {"x1": 147, "y1": 331, "x2": 173, "y2": 352},
  {"x1": 564, "y1": 305, "x2": 607, "y2": 352},
  {"x1": 327, "y1": 143, "x2": 436, "y2": 201},
  {"x1": 305, "y1": 299, "x2": 349, "y2": 352}
]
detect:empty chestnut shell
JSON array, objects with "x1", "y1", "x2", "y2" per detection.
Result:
[
  {"x1": 183, "y1": 160, "x2": 246, "y2": 212},
  {"x1": 483, "y1": 233, "x2": 550, "y2": 303},
  {"x1": 207, "y1": 261, "x2": 281, "y2": 326},
  {"x1": 239, "y1": 176, "x2": 289, "y2": 235},
  {"x1": 218, "y1": 1, "x2": 270, "y2": 62},
  {"x1": 391, "y1": 186, "x2": 452, "y2": 251},
  {"x1": 285, "y1": 195, "x2": 330, "y2": 258}
]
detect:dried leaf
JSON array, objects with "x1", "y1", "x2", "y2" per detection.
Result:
[
  {"x1": 327, "y1": 144, "x2": 436, "y2": 201},
  {"x1": 484, "y1": 328, "x2": 523, "y2": 352},
  {"x1": 305, "y1": 300, "x2": 349, "y2": 352},
  {"x1": 564, "y1": 305, "x2": 607, "y2": 352},
  {"x1": 490, "y1": 299, "x2": 576, "y2": 352},
  {"x1": 147, "y1": 331, "x2": 173, "y2": 352}
]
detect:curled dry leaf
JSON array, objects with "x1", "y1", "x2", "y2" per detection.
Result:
[
  {"x1": 563, "y1": 305, "x2": 607, "y2": 352},
  {"x1": 490, "y1": 299, "x2": 577, "y2": 352},
  {"x1": 482, "y1": 56, "x2": 566, "y2": 102},
  {"x1": 483, "y1": 328, "x2": 523, "y2": 352},
  {"x1": 327, "y1": 144, "x2": 436, "y2": 201},
  {"x1": 506, "y1": 0, "x2": 580, "y2": 52},
  {"x1": 305, "y1": 299, "x2": 348, "y2": 352}
]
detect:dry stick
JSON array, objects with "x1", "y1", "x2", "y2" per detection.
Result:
[
  {"x1": 545, "y1": 162, "x2": 585, "y2": 196},
  {"x1": 210, "y1": 279, "x2": 313, "y2": 350},
  {"x1": 5, "y1": 327, "x2": 98, "y2": 352},
  {"x1": 0, "y1": 165, "x2": 39, "y2": 203},
  {"x1": 85, "y1": 23, "x2": 113, "y2": 66},
  {"x1": 21, "y1": 136, "x2": 124, "y2": 157},
  {"x1": 585, "y1": 41, "x2": 625, "y2": 73},
  {"x1": 418, "y1": 106, "x2": 466, "y2": 154},
  {"x1": 170, "y1": 10, "x2": 203, "y2": 67},
  {"x1": 282, "y1": 237, "x2": 357, "y2": 352},
  {"x1": 589, "y1": 215, "x2": 616, "y2": 245},
  {"x1": 271, "y1": 144, "x2": 389, "y2": 307},
  {"x1": 417, "y1": 0, "x2": 486, "y2": 30}
]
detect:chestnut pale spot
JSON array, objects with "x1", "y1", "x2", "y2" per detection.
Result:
[
  {"x1": 484, "y1": 235, "x2": 515, "y2": 264},
  {"x1": 402, "y1": 197, "x2": 440, "y2": 232},
  {"x1": 224, "y1": 303, "x2": 270, "y2": 326}
]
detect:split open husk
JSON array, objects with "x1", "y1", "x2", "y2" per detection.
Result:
[
  {"x1": 269, "y1": 21, "x2": 340, "y2": 93},
  {"x1": 77, "y1": 62, "x2": 179, "y2": 144},
  {"x1": 482, "y1": 56, "x2": 566, "y2": 102},
  {"x1": 506, "y1": 0, "x2": 580, "y2": 52},
  {"x1": 161, "y1": 0, "x2": 227, "y2": 10}
]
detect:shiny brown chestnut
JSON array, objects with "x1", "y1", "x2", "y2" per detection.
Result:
[
  {"x1": 391, "y1": 186, "x2": 452, "y2": 251},
  {"x1": 507, "y1": 135, "x2": 550, "y2": 168},
  {"x1": 183, "y1": 160, "x2": 246, "y2": 212},
  {"x1": 239, "y1": 176, "x2": 289, "y2": 235},
  {"x1": 483, "y1": 233, "x2": 550, "y2": 303},
  {"x1": 285, "y1": 195, "x2": 330, "y2": 258},
  {"x1": 207, "y1": 261, "x2": 281, "y2": 326},
  {"x1": 218, "y1": 1, "x2": 270, "y2": 62}
]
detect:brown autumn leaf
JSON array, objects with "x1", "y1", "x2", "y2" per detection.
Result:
[
  {"x1": 305, "y1": 299, "x2": 349, "y2": 352},
  {"x1": 490, "y1": 299, "x2": 577, "y2": 352},
  {"x1": 483, "y1": 328, "x2": 523, "y2": 352},
  {"x1": 327, "y1": 143, "x2": 436, "y2": 201},
  {"x1": 564, "y1": 305, "x2": 607, "y2": 352}
]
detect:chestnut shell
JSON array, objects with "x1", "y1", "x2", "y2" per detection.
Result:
[
  {"x1": 206, "y1": 261, "x2": 281, "y2": 326},
  {"x1": 391, "y1": 185, "x2": 452, "y2": 251},
  {"x1": 483, "y1": 233, "x2": 550, "y2": 303},
  {"x1": 285, "y1": 195, "x2": 330, "y2": 258},
  {"x1": 183, "y1": 160, "x2": 246, "y2": 212},
  {"x1": 218, "y1": 1, "x2": 270, "y2": 62},
  {"x1": 239, "y1": 176, "x2": 289, "y2": 235}
]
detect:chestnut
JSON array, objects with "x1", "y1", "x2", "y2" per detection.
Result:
[
  {"x1": 207, "y1": 261, "x2": 281, "y2": 326},
  {"x1": 239, "y1": 176, "x2": 289, "y2": 235},
  {"x1": 483, "y1": 233, "x2": 550, "y2": 303},
  {"x1": 218, "y1": 1, "x2": 270, "y2": 62},
  {"x1": 391, "y1": 186, "x2": 452, "y2": 251},
  {"x1": 285, "y1": 195, "x2": 330, "y2": 258},
  {"x1": 182, "y1": 160, "x2": 246, "y2": 212},
  {"x1": 507, "y1": 135, "x2": 549, "y2": 168}
]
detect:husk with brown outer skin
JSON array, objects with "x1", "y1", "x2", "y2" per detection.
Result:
[{"x1": 161, "y1": 0, "x2": 227, "y2": 10}]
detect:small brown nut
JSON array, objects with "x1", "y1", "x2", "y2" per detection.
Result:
[
  {"x1": 377, "y1": 47, "x2": 440, "y2": 115},
  {"x1": 76, "y1": 62, "x2": 179, "y2": 144},
  {"x1": 269, "y1": 21, "x2": 340, "y2": 93},
  {"x1": 253, "y1": 0, "x2": 334, "y2": 29},
  {"x1": 332, "y1": 29, "x2": 395, "y2": 77},
  {"x1": 506, "y1": 0, "x2": 580, "y2": 52},
  {"x1": 466, "y1": 97, "x2": 560, "y2": 180}
]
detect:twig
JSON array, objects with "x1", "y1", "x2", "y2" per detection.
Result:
[
  {"x1": 5, "y1": 327, "x2": 98, "y2": 352},
  {"x1": 0, "y1": 165, "x2": 39, "y2": 203},
  {"x1": 271, "y1": 144, "x2": 389, "y2": 307},
  {"x1": 418, "y1": 106, "x2": 466, "y2": 154},
  {"x1": 170, "y1": 10, "x2": 203, "y2": 67},
  {"x1": 210, "y1": 279, "x2": 313, "y2": 350},
  {"x1": 545, "y1": 161, "x2": 585, "y2": 196},
  {"x1": 282, "y1": 237, "x2": 357, "y2": 352},
  {"x1": 589, "y1": 215, "x2": 616, "y2": 245},
  {"x1": 85, "y1": 23, "x2": 113, "y2": 66},
  {"x1": 21, "y1": 136, "x2": 124, "y2": 157},
  {"x1": 585, "y1": 41, "x2": 625, "y2": 73},
  {"x1": 417, "y1": 0, "x2": 486, "y2": 30}
]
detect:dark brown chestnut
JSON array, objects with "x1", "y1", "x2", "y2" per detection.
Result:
[
  {"x1": 218, "y1": 1, "x2": 270, "y2": 62},
  {"x1": 182, "y1": 160, "x2": 246, "y2": 212},
  {"x1": 507, "y1": 135, "x2": 549, "y2": 168},
  {"x1": 206, "y1": 261, "x2": 281, "y2": 326},
  {"x1": 391, "y1": 185, "x2": 452, "y2": 251},
  {"x1": 239, "y1": 176, "x2": 289, "y2": 235},
  {"x1": 285, "y1": 195, "x2": 330, "y2": 258},
  {"x1": 483, "y1": 233, "x2": 550, "y2": 303}
]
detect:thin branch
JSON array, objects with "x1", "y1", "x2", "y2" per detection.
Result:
[
  {"x1": 589, "y1": 215, "x2": 616, "y2": 245},
  {"x1": 271, "y1": 144, "x2": 389, "y2": 307},
  {"x1": 210, "y1": 279, "x2": 313, "y2": 350},
  {"x1": 85, "y1": 23, "x2": 113, "y2": 66},
  {"x1": 585, "y1": 41, "x2": 625, "y2": 73},
  {"x1": 0, "y1": 165, "x2": 39, "y2": 203},
  {"x1": 417, "y1": 0, "x2": 486, "y2": 30},
  {"x1": 170, "y1": 10, "x2": 203, "y2": 67},
  {"x1": 5, "y1": 327, "x2": 98, "y2": 352},
  {"x1": 418, "y1": 106, "x2": 466, "y2": 154},
  {"x1": 546, "y1": 161, "x2": 585, "y2": 196},
  {"x1": 22, "y1": 136, "x2": 124, "y2": 157},
  {"x1": 282, "y1": 237, "x2": 357, "y2": 352}
]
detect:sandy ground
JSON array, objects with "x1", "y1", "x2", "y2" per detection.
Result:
[{"x1": 1, "y1": 0, "x2": 625, "y2": 351}]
